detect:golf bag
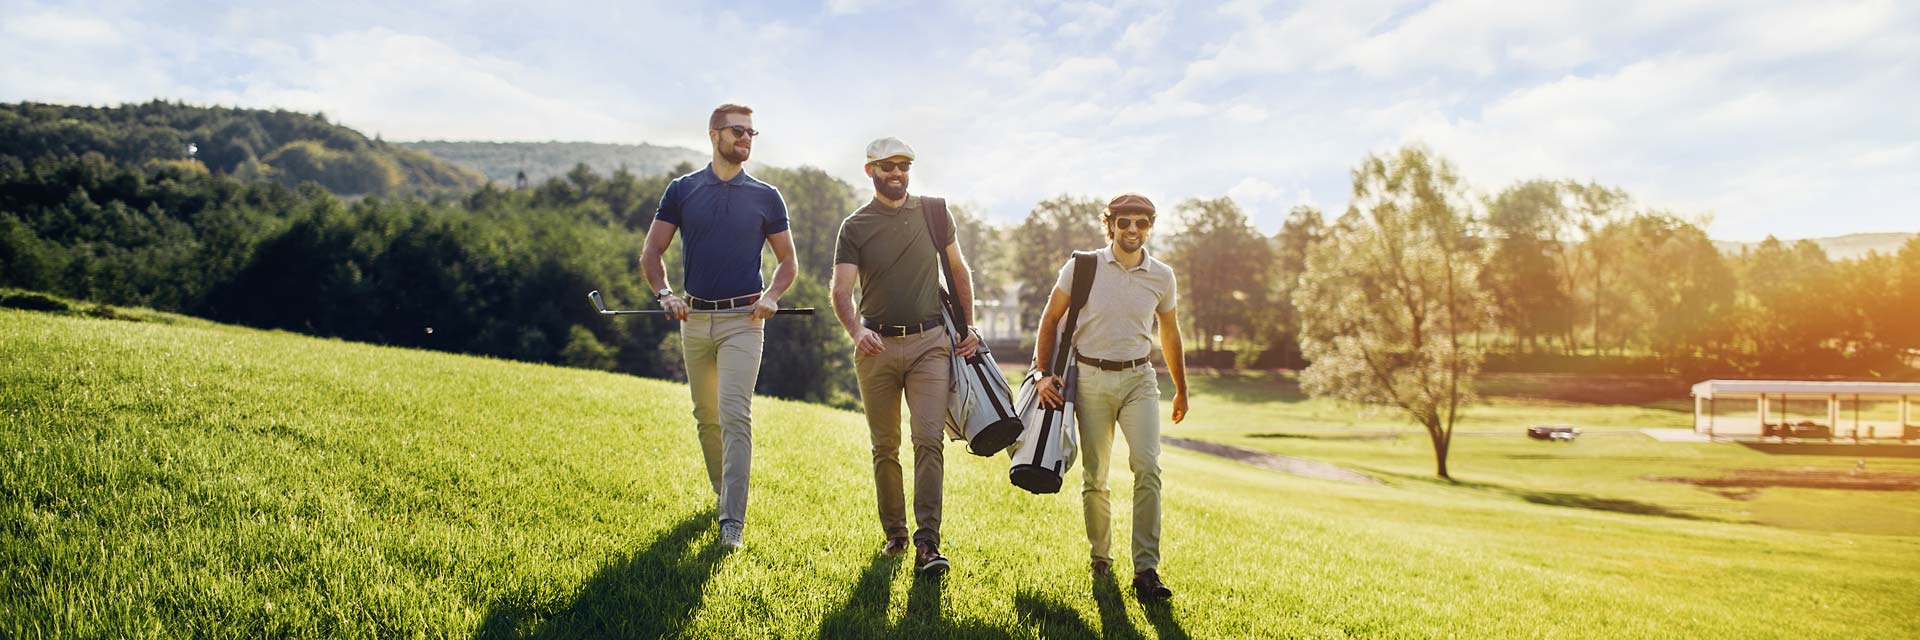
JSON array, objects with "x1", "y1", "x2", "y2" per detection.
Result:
[
  {"x1": 924, "y1": 198, "x2": 1024, "y2": 456},
  {"x1": 1008, "y1": 250, "x2": 1097, "y2": 494}
]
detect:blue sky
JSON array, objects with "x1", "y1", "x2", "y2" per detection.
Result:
[{"x1": 2, "y1": 0, "x2": 1915, "y2": 241}]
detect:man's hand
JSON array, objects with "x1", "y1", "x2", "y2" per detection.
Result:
[
  {"x1": 955, "y1": 327, "x2": 981, "y2": 359},
  {"x1": 1170, "y1": 390, "x2": 1188, "y2": 424},
  {"x1": 750, "y1": 295, "x2": 779, "y2": 321},
  {"x1": 852, "y1": 327, "x2": 887, "y2": 355},
  {"x1": 659, "y1": 294, "x2": 690, "y2": 321},
  {"x1": 1037, "y1": 373, "x2": 1064, "y2": 409}
]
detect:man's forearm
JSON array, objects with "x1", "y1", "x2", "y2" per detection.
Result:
[
  {"x1": 766, "y1": 257, "x2": 797, "y2": 301},
  {"x1": 1161, "y1": 326, "x2": 1187, "y2": 393},
  {"x1": 642, "y1": 251, "x2": 668, "y2": 293},
  {"x1": 1034, "y1": 318, "x2": 1060, "y2": 371},
  {"x1": 952, "y1": 262, "x2": 975, "y2": 327}
]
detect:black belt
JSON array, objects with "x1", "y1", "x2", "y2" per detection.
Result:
[
  {"x1": 1076, "y1": 353, "x2": 1150, "y2": 371},
  {"x1": 689, "y1": 293, "x2": 760, "y2": 310},
  {"x1": 864, "y1": 317, "x2": 942, "y2": 337}
]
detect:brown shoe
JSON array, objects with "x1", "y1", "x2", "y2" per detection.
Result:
[
  {"x1": 1133, "y1": 569, "x2": 1173, "y2": 600},
  {"x1": 1091, "y1": 560, "x2": 1112, "y2": 577},
  {"x1": 883, "y1": 536, "x2": 910, "y2": 556},
  {"x1": 914, "y1": 542, "x2": 950, "y2": 577}
]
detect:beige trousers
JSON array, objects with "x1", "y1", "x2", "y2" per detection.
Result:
[
  {"x1": 1075, "y1": 361, "x2": 1163, "y2": 572},
  {"x1": 854, "y1": 328, "x2": 951, "y2": 546},
  {"x1": 681, "y1": 313, "x2": 764, "y2": 525}
]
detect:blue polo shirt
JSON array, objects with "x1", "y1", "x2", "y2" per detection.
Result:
[{"x1": 655, "y1": 164, "x2": 790, "y2": 300}]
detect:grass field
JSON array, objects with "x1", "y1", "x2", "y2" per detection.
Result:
[
  {"x1": 6, "y1": 308, "x2": 1920, "y2": 638},
  {"x1": 1129, "y1": 368, "x2": 1920, "y2": 537}
]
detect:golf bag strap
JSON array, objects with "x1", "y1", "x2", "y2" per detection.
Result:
[
  {"x1": 1050, "y1": 251, "x2": 1098, "y2": 375},
  {"x1": 921, "y1": 197, "x2": 968, "y2": 331}
]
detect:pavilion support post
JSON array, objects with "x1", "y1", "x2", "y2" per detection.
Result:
[{"x1": 1827, "y1": 393, "x2": 1838, "y2": 442}]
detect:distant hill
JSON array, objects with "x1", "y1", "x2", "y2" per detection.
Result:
[
  {"x1": 396, "y1": 140, "x2": 709, "y2": 185},
  {"x1": 1714, "y1": 232, "x2": 1915, "y2": 260},
  {"x1": 0, "y1": 101, "x2": 486, "y2": 196}
]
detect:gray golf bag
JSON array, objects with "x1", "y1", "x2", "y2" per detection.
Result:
[
  {"x1": 924, "y1": 198, "x2": 1023, "y2": 456},
  {"x1": 1008, "y1": 250, "x2": 1097, "y2": 494}
]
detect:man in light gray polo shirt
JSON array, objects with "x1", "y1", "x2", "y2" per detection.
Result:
[{"x1": 1031, "y1": 192, "x2": 1188, "y2": 600}]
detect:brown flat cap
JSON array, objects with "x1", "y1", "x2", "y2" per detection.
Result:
[{"x1": 1107, "y1": 192, "x2": 1156, "y2": 215}]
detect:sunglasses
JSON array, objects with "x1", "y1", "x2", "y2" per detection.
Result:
[
  {"x1": 871, "y1": 160, "x2": 912, "y2": 172},
  {"x1": 716, "y1": 125, "x2": 759, "y2": 138},
  {"x1": 1112, "y1": 217, "x2": 1153, "y2": 231}
]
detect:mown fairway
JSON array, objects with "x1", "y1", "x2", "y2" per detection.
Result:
[
  {"x1": 1151, "y1": 369, "x2": 1920, "y2": 537},
  {"x1": 5, "y1": 308, "x2": 1920, "y2": 639}
]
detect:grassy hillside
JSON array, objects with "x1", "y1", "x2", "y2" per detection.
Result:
[
  {"x1": 4, "y1": 308, "x2": 1918, "y2": 638},
  {"x1": 397, "y1": 140, "x2": 708, "y2": 186},
  {"x1": 1, "y1": 101, "x2": 486, "y2": 196}
]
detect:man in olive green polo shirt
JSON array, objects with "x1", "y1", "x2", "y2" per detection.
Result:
[{"x1": 830, "y1": 137, "x2": 981, "y2": 577}]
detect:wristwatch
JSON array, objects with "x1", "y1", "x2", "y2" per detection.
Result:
[{"x1": 655, "y1": 288, "x2": 673, "y2": 300}]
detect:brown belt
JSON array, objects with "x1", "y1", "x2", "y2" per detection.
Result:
[{"x1": 1076, "y1": 353, "x2": 1150, "y2": 371}]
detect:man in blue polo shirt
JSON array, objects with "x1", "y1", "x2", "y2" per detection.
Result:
[{"x1": 642, "y1": 103, "x2": 798, "y2": 549}]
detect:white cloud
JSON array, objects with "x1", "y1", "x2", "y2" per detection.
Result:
[
  {"x1": 4, "y1": 10, "x2": 121, "y2": 46},
  {"x1": 1, "y1": 0, "x2": 1914, "y2": 241},
  {"x1": 203, "y1": 28, "x2": 627, "y2": 141}
]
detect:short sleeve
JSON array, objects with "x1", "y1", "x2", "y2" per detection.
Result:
[
  {"x1": 1158, "y1": 268, "x2": 1178, "y2": 313},
  {"x1": 654, "y1": 178, "x2": 683, "y2": 226},
  {"x1": 1053, "y1": 257, "x2": 1076, "y2": 294},
  {"x1": 762, "y1": 188, "x2": 791, "y2": 234},
  {"x1": 834, "y1": 218, "x2": 860, "y2": 266},
  {"x1": 940, "y1": 204, "x2": 957, "y2": 247}
]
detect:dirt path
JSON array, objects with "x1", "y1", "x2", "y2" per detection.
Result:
[{"x1": 1162, "y1": 436, "x2": 1383, "y2": 485}]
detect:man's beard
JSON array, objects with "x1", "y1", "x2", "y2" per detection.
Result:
[
  {"x1": 719, "y1": 142, "x2": 750, "y2": 164},
  {"x1": 871, "y1": 173, "x2": 908, "y2": 200}
]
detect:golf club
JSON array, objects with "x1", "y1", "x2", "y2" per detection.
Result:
[{"x1": 588, "y1": 290, "x2": 815, "y2": 316}]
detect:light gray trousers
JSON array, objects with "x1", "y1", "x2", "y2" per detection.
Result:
[{"x1": 681, "y1": 313, "x2": 764, "y2": 525}]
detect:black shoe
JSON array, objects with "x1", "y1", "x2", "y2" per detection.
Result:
[
  {"x1": 1133, "y1": 569, "x2": 1173, "y2": 600},
  {"x1": 915, "y1": 542, "x2": 950, "y2": 577},
  {"x1": 883, "y1": 536, "x2": 910, "y2": 556},
  {"x1": 1091, "y1": 559, "x2": 1112, "y2": 578}
]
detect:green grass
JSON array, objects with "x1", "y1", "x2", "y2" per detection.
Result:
[
  {"x1": 6, "y1": 310, "x2": 1920, "y2": 638},
  {"x1": 1142, "y1": 368, "x2": 1920, "y2": 536}
]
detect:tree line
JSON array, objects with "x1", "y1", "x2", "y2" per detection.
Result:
[
  {"x1": 1007, "y1": 154, "x2": 1920, "y2": 378},
  {"x1": 5, "y1": 104, "x2": 1917, "y2": 414}
]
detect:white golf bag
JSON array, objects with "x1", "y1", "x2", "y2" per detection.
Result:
[
  {"x1": 940, "y1": 313, "x2": 1023, "y2": 455},
  {"x1": 1007, "y1": 250, "x2": 1097, "y2": 494},
  {"x1": 1010, "y1": 362, "x2": 1081, "y2": 493},
  {"x1": 923, "y1": 198, "x2": 1024, "y2": 456}
]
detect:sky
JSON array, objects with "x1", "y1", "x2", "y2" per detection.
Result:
[{"x1": 2, "y1": 0, "x2": 1915, "y2": 241}]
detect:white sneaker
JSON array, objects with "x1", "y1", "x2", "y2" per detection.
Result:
[{"x1": 719, "y1": 520, "x2": 744, "y2": 549}]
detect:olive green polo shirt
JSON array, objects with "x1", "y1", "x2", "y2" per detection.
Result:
[{"x1": 834, "y1": 194, "x2": 956, "y2": 325}]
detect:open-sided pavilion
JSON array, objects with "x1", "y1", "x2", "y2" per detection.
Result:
[{"x1": 1691, "y1": 380, "x2": 1920, "y2": 442}]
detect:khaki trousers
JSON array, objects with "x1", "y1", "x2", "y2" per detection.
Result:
[
  {"x1": 681, "y1": 313, "x2": 764, "y2": 525},
  {"x1": 854, "y1": 328, "x2": 951, "y2": 546},
  {"x1": 1075, "y1": 361, "x2": 1163, "y2": 572}
]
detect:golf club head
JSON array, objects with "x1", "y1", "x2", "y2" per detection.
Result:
[{"x1": 588, "y1": 290, "x2": 610, "y2": 313}]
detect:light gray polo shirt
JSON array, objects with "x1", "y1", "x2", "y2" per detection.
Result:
[{"x1": 1052, "y1": 245, "x2": 1178, "y2": 361}]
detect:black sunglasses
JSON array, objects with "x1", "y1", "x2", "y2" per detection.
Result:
[
  {"x1": 871, "y1": 160, "x2": 912, "y2": 172},
  {"x1": 716, "y1": 125, "x2": 759, "y2": 138},
  {"x1": 1113, "y1": 217, "x2": 1153, "y2": 231}
]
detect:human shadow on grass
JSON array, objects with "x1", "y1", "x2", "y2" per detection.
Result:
[
  {"x1": 473, "y1": 510, "x2": 726, "y2": 639},
  {"x1": 1011, "y1": 576, "x2": 1189, "y2": 640},
  {"x1": 817, "y1": 553, "x2": 1018, "y2": 639},
  {"x1": 1383, "y1": 472, "x2": 1705, "y2": 521}
]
